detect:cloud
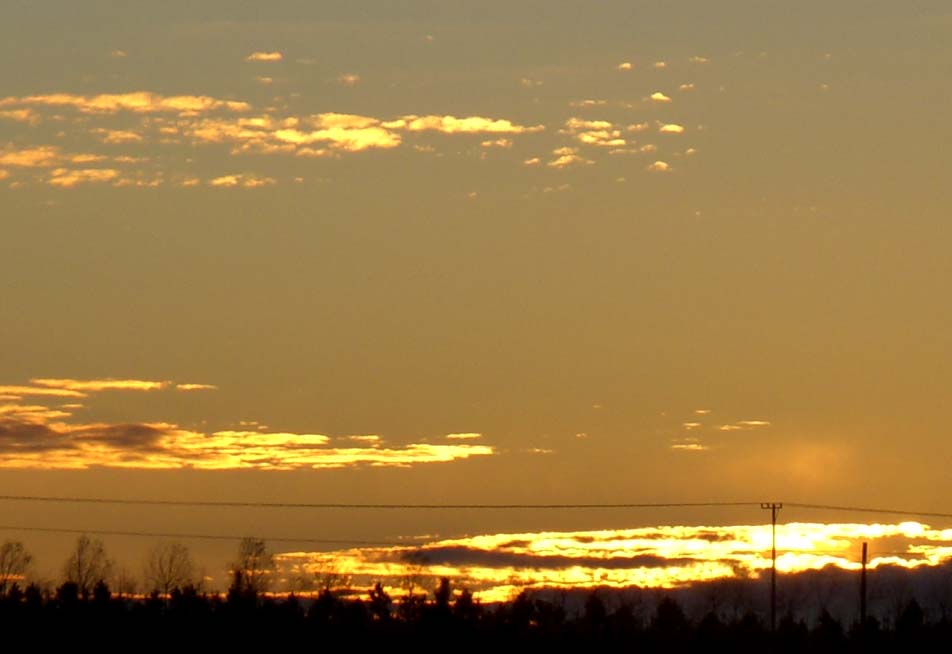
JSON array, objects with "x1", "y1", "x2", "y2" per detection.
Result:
[
  {"x1": 679, "y1": 83, "x2": 695, "y2": 91},
  {"x1": 110, "y1": 50, "x2": 127, "y2": 58},
  {"x1": 617, "y1": 62, "x2": 633, "y2": 71},
  {"x1": 337, "y1": 73, "x2": 360, "y2": 86},
  {"x1": 520, "y1": 78, "x2": 542, "y2": 88},
  {"x1": 445, "y1": 433, "x2": 482, "y2": 440},
  {"x1": 718, "y1": 420, "x2": 771, "y2": 432},
  {"x1": 0, "y1": 145, "x2": 61, "y2": 167},
  {"x1": 0, "y1": 92, "x2": 251, "y2": 115},
  {"x1": 547, "y1": 146, "x2": 592, "y2": 169},
  {"x1": 659, "y1": 123, "x2": 685, "y2": 134},
  {"x1": 48, "y1": 168, "x2": 120, "y2": 187},
  {"x1": 561, "y1": 118, "x2": 626, "y2": 148},
  {"x1": 175, "y1": 383, "x2": 218, "y2": 391},
  {"x1": 31, "y1": 378, "x2": 169, "y2": 392},
  {"x1": 523, "y1": 157, "x2": 540, "y2": 166},
  {"x1": 654, "y1": 61, "x2": 667, "y2": 69},
  {"x1": 246, "y1": 51, "x2": 283, "y2": 62},
  {"x1": 0, "y1": 385, "x2": 86, "y2": 399},
  {"x1": 208, "y1": 174, "x2": 276, "y2": 188},
  {"x1": 92, "y1": 128, "x2": 143, "y2": 143},
  {"x1": 689, "y1": 56, "x2": 710, "y2": 64},
  {"x1": 480, "y1": 138, "x2": 512, "y2": 149},
  {"x1": 0, "y1": 170, "x2": 8, "y2": 180},
  {"x1": 0, "y1": 418, "x2": 494, "y2": 470},
  {"x1": 280, "y1": 521, "x2": 952, "y2": 602},
  {"x1": 568, "y1": 99, "x2": 607, "y2": 108},
  {"x1": 650, "y1": 92, "x2": 672, "y2": 103},
  {"x1": 627, "y1": 122, "x2": 650, "y2": 132},
  {"x1": 646, "y1": 160, "x2": 671, "y2": 172},
  {"x1": 395, "y1": 115, "x2": 543, "y2": 134},
  {"x1": 0, "y1": 109, "x2": 36, "y2": 123}
]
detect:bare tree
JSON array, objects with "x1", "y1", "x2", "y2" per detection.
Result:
[
  {"x1": 229, "y1": 537, "x2": 275, "y2": 596},
  {"x1": 114, "y1": 566, "x2": 139, "y2": 599},
  {"x1": 62, "y1": 535, "x2": 113, "y2": 598},
  {"x1": 144, "y1": 541, "x2": 195, "y2": 596},
  {"x1": 0, "y1": 540, "x2": 33, "y2": 595}
]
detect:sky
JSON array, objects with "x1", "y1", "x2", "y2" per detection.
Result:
[{"x1": 1, "y1": 1, "x2": 951, "y2": 589}]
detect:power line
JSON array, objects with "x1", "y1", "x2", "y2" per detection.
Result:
[
  {"x1": 0, "y1": 495, "x2": 761, "y2": 510},
  {"x1": 786, "y1": 502, "x2": 952, "y2": 520}
]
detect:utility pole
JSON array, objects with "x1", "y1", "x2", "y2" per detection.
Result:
[
  {"x1": 761, "y1": 502, "x2": 782, "y2": 632},
  {"x1": 860, "y1": 542, "x2": 868, "y2": 626}
]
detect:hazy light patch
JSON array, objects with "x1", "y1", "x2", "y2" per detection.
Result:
[
  {"x1": 0, "y1": 109, "x2": 36, "y2": 122},
  {"x1": 647, "y1": 160, "x2": 671, "y2": 172},
  {"x1": 337, "y1": 73, "x2": 360, "y2": 86},
  {"x1": 617, "y1": 62, "x2": 633, "y2": 71},
  {"x1": 280, "y1": 522, "x2": 952, "y2": 602},
  {"x1": 480, "y1": 138, "x2": 512, "y2": 149},
  {"x1": 689, "y1": 56, "x2": 710, "y2": 64},
  {"x1": 246, "y1": 51, "x2": 283, "y2": 62},
  {"x1": 719, "y1": 420, "x2": 771, "y2": 432},
  {"x1": 568, "y1": 99, "x2": 607, "y2": 108}
]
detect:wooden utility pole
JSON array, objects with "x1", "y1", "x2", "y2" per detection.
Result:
[
  {"x1": 761, "y1": 502, "x2": 782, "y2": 632},
  {"x1": 860, "y1": 542, "x2": 868, "y2": 625}
]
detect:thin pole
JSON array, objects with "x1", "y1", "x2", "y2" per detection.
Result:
[
  {"x1": 860, "y1": 542, "x2": 868, "y2": 625},
  {"x1": 761, "y1": 502, "x2": 782, "y2": 632}
]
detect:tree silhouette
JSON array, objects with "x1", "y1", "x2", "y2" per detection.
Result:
[
  {"x1": 0, "y1": 540, "x2": 33, "y2": 596},
  {"x1": 144, "y1": 541, "x2": 195, "y2": 596},
  {"x1": 228, "y1": 537, "x2": 275, "y2": 597},
  {"x1": 62, "y1": 535, "x2": 112, "y2": 598}
]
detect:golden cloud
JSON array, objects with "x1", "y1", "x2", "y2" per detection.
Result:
[
  {"x1": 31, "y1": 378, "x2": 169, "y2": 392},
  {"x1": 93, "y1": 128, "x2": 143, "y2": 143},
  {"x1": 647, "y1": 160, "x2": 671, "y2": 172},
  {"x1": 659, "y1": 123, "x2": 685, "y2": 134},
  {"x1": 280, "y1": 522, "x2": 952, "y2": 602},
  {"x1": 0, "y1": 145, "x2": 61, "y2": 167},
  {"x1": 175, "y1": 383, "x2": 218, "y2": 391},
  {"x1": 617, "y1": 62, "x2": 633, "y2": 71},
  {"x1": 246, "y1": 51, "x2": 283, "y2": 62},
  {"x1": 337, "y1": 73, "x2": 361, "y2": 86},
  {"x1": 650, "y1": 92, "x2": 672, "y2": 103},
  {"x1": 0, "y1": 419, "x2": 494, "y2": 471},
  {"x1": 562, "y1": 117, "x2": 625, "y2": 148},
  {"x1": 48, "y1": 168, "x2": 120, "y2": 187},
  {"x1": 396, "y1": 115, "x2": 543, "y2": 134},
  {"x1": 208, "y1": 174, "x2": 276, "y2": 188},
  {"x1": 0, "y1": 92, "x2": 250, "y2": 115}
]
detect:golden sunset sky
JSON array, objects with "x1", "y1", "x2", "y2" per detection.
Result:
[{"x1": 1, "y1": 2, "x2": 951, "y2": 587}]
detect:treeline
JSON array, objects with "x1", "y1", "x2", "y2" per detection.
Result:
[
  {"x1": 0, "y1": 574, "x2": 949, "y2": 651},
  {"x1": 2, "y1": 536, "x2": 952, "y2": 649}
]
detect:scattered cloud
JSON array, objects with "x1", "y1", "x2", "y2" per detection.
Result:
[
  {"x1": 208, "y1": 174, "x2": 276, "y2": 188},
  {"x1": 679, "y1": 83, "x2": 695, "y2": 91},
  {"x1": 568, "y1": 99, "x2": 607, "y2": 108},
  {"x1": 480, "y1": 138, "x2": 512, "y2": 149},
  {"x1": 48, "y1": 168, "x2": 120, "y2": 187},
  {"x1": 617, "y1": 62, "x2": 633, "y2": 71},
  {"x1": 0, "y1": 109, "x2": 36, "y2": 123},
  {"x1": 561, "y1": 118, "x2": 625, "y2": 147},
  {"x1": 523, "y1": 157, "x2": 540, "y2": 166},
  {"x1": 718, "y1": 420, "x2": 770, "y2": 432},
  {"x1": 547, "y1": 146, "x2": 592, "y2": 169},
  {"x1": 627, "y1": 122, "x2": 650, "y2": 132},
  {"x1": 650, "y1": 92, "x2": 672, "y2": 103},
  {"x1": 0, "y1": 145, "x2": 61, "y2": 167},
  {"x1": 659, "y1": 123, "x2": 685, "y2": 134},
  {"x1": 337, "y1": 73, "x2": 361, "y2": 86},
  {"x1": 520, "y1": 78, "x2": 542, "y2": 88},
  {"x1": 92, "y1": 128, "x2": 144, "y2": 143},
  {"x1": 689, "y1": 56, "x2": 710, "y2": 64},
  {"x1": 395, "y1": 114, "x2": 544, "y2": 134},
  {"x1": 445, "y1": 433, "x2": 482, "y2": 440},
  {"x1": 246, "y1": 51, "x2": 283, "y2": 62},
  {"x1": 647, "y1": 160, "x2": 671, "y2": 172},
  {"x1": 654, "y1": 61, "x2": 667, "y2": 69}
]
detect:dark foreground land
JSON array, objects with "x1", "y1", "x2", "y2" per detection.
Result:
[{"x1": 1, "y1": 579, "x2": 950, "y2": 652}]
